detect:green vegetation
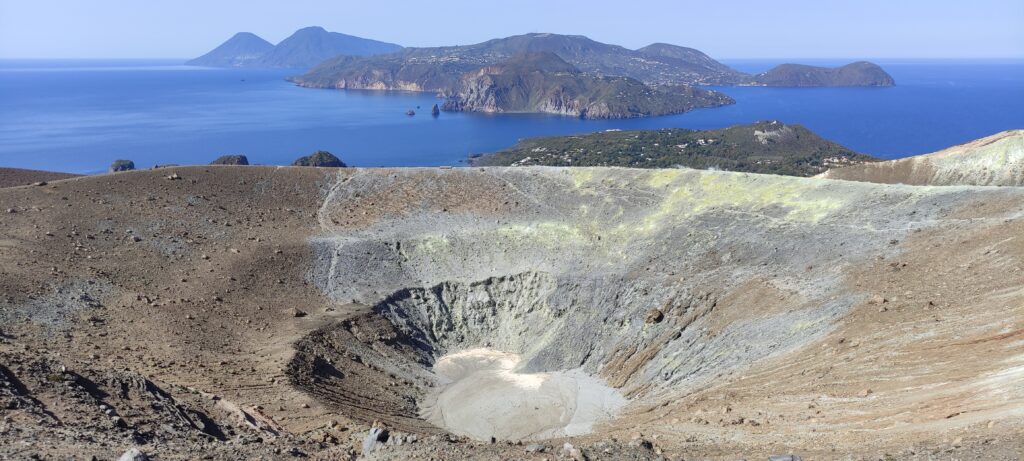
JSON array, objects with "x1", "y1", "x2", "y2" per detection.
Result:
[{"x1": 473, "y1": 121, "x2": 880, "y2": 176}]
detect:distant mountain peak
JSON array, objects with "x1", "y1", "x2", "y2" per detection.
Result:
[
  {"x1": 186, "y1": 32, "x2": 274, "y2": 67},
  {"x1": 187, "y1": 26, "x2": 402, "y2": 69}
]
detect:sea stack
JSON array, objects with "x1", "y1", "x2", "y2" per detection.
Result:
[
  {"x1": 211, "y1": 155, "x2": 250, "y2": 165},
  {"x1": 109, "y1": 159, "x2": 135, "y2": 173},
  {"x1": 292, "y1": 150, "x2": 347, "y2": 167},
  {"x1": 432, "y1": 104, "x2": 441, "y2": 117}
]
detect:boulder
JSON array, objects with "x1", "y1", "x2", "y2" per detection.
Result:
[
  {"x1": 117, "y1": 448, "x2": 149, "y2": 461},
  {"x1": 109, "y1": 160, "x2": 135, "y2": 173},
  {"x1": 645, "y1": 309, "x2": 664, "y2": 324},
  {"x1": 431, "y1": 103, "x2": 441, "y2": 117},
  {"x1": 362, "y1": 427, "x2": 388, "y2": 454},
  {"x1": 292, "y1": 151, "x2": 347, "y2": 168},
  {"x1": 211, "y1": 155, "x2": 249, "y2": 165},
  {"x1": 525, "y1": 443, "x2": 547, "y2": 453}
]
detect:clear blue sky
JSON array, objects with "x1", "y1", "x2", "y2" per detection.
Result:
[{"x1": 1, "y1": 0, "x2": 1022, "y2": 59}]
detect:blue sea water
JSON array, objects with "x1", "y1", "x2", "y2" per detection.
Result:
[{"x1": 0, "y1": 58, "x2": 1022, "y2": 173}]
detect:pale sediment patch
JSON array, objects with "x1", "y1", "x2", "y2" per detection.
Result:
[{"x1": 421, "y1": 348, "x2": 627, "y2": 441}]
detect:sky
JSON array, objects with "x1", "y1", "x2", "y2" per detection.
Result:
[{"x1": 1, "y1": 0, "x2": 1022, "y2": 60}]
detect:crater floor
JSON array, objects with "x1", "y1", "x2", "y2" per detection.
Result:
[{"x1": 422, "y1": 348, "x2": 627, "y2": 441}]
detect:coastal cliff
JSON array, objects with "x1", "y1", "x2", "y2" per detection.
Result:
[{"x1": 439, "y1": 53, "x2": 733, "y2": 119}]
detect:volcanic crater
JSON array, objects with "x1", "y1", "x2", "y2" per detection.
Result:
[{"x1": 2, "y1": 159, "x2": 1023, "y2": 459}]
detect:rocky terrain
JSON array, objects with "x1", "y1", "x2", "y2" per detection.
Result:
[
  {"x1": 0, "y1": 168, "x2": 79, "y2": 189},
  {"x1": 751, "y1": 61, "x2": 895, "y2": 87},
  {"x1": 473, "y1": 120, "x2": 877, "y2": 175},
  {"x1": 187, "y1": 27, "x2": 402, "y2": 69},
  {"x1": 210, "y1": 155, "x2": 249, "y2": 166},
  {"x1": 821, "y1": 129, "x2": 1024, "y2": 185},
  {"x1": 292, "y1": 151, "x2": 346, "y2": 167},
  {"x1": 1, "y1": 135, "x2": 1023, "y2": 460},
  {"x1": 441, "y1": 52, "x2": 733, "y2": 119}
]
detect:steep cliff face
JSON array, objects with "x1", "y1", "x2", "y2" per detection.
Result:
[
  {"x1": 440, "y1": 52, "x2": 733, "y2": 119},
  {"x1": 752, "y1": 61, "x2": 895, "y2": 87},
  {"x1": 293, "y1": 55, "x2": 468, "y2": 91},
  {"x1": 821, "y1": 130, "x2": 1024, "y2": 186}
]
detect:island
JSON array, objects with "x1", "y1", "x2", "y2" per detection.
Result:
[
  {"x1": 190, "y1": 30, "x2": 895, "y2": 118},
  {"x1": 290, "y1": 33, "x2": 893, "y2": 92},
  {"x1": 751, "y1": 61, "x2": 895, "y2": 87},
  {"x1": 471, "y1": 121, "x2": 879, "y2": 176},
  {"x1": 187, "y1": 26, "x2": 402, "y2": 69}
]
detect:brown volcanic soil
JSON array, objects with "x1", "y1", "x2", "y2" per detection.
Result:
[
  {"x1": 0, "y1": 165, "x2": 1022, "y2": 460},
  {"x1": 0, "y1": 168, "x2": 80, "y2": 189}
]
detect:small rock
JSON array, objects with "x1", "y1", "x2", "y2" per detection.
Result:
[
  {"x1": 166, "y1": 173, "x2": 181, "y2": 180},
  {"x1": 32, "y1": 181, "x2": 47, "y2": 186},
  {"x1": 116, "y1": 447, "x2": 147, "y2": 461},
  {"x1": 292, "y1": 308, "x2": 307, "y2": 318},
  {"x1": 362, "y1": 427, "x2": 388, "y2": 454},
  {"x1": 561, "y1": 443, "x2": 585, "y2": 460},
  {"x1": 868, "y1": 294, "x2": 887, "y2": 305},
  {"x1": 525, "y1": 443, "x2": 546, "y2": 453},
  {"x1": 645, "y1": 309, "x2": 664, "y2": 324},
  {"x1": 768, "y1": 455, "x2": 802, "y2": 461},
  {"x1": 6, "y1": 208, "x2": 14, "y2": 214},
  {"x1": 858, "y1": 388, "x2": 873, "y2": 398}
]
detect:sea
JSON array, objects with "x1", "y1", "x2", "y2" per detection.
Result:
[{"x1": 0, "y1": 58, "x2": 1022, "y2": 173}]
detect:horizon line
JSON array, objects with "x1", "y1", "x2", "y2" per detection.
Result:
[{"x1": 2, "y1": 56, "x2": 1024, "y2": 61}]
